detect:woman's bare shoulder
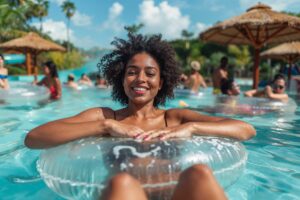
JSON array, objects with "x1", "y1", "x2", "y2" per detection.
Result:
[
  {"x1": 74, "y1": 107, "x2": 115, "y2": 121},
  {"x1": 165, "y1": 108, "x2": 195, "y2": 118}
]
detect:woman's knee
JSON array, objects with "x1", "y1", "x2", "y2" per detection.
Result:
[
  {"x1": 109, "y1": 173, "x2": 139, "y2": 188},
  {"x1": 180, "y1": 164, "x2": 213, "y2": 181}
]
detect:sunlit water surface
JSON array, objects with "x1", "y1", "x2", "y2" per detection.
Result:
[{"x1": 1, "y1": 61, "x2": 300, "y2": 200}]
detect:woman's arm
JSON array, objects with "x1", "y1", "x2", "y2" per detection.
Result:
[
  {"x1": 54, "y1": 77, "x2": 62, "y2": 99},
  {"x1": 35, "y1": 77, "x2": 45, "y2": 86},
  {"x1": 180, "y1": 109, "x2": 255, "y2": 140},
  {"x1": 140, "y1": 109, "x2": 256, "y2": 141},
  {"x1": 264, "y1": 86, "x2": 288, "y2": 101},
  {"x1": 244, "y1": 89, "x2": 257, "y2": 97},
  {"x1": 24, "y1": 108, "x2": 112, "y2": 149},
  {"x1": 25, "y1": 107, "x2": 145, "y2": 149},
  {"x1": 199, "y1": 75, "x2": 207, "y2": 88}
]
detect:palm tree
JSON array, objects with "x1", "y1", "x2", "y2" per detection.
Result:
[
  {"x1": 228, "y1": 45, "x2": 251, "y2": 77},
  {"x1": 181, "y1": 29, "x2": 194, "y2": 49},
  {"x1": 124, "y1": 23, "x2": 144, "y2": 34},
  {"x1": 0, "y1": 0, "x2": 28, "y2": 41},
  {"x1": 32, "y1": 0, "x2": 49, "y2": 32},
  {"x1": 61, "y1": 0, "x2": 76, "y2": 52},
  {"x1": 181, "y1": 29, "x2": 194, "y2": 67}
]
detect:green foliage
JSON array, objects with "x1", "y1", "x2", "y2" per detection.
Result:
[
  {"x1": 40, "y1": 50, "x2": 85, "y2": 71},
  {"x1": 7, "y1": 65, "x2": 27, "y2": 75},
  {"x1": 260, "y1": 62, "x2": 272, "y2": 80},
  {"x1": 61, "y1": 0, "x2": 76, "y2": 19},
  {"x1": 31, "y1": 0, "x2": 49, "y2": 32},
  {"x1": 227, "y1": 45, "x2": 251, "y2": 70},
  {"x1": 282, "y1": 11, "x2": 300, "y2": 18},
  {"x1": 61, "y1": 0, "x2": 76, "y2": 52}
]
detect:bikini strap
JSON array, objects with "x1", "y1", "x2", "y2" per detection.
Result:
[
  {"x1": 164, "y1": 111, "x2": 168, "y2": 127},
  {"x1": 113, "y1": 110, "x2": 116, "y2": 120}
]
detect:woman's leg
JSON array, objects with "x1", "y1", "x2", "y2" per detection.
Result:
[
  {"x1": 171, "y1": 164, "x2": 227, "y2": 200},
  {"x1": 101, "y1": 172, "x2": 148, "y2": 200}
]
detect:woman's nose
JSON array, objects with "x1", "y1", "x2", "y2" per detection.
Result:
[{"x1": 136, "y1": 71, "x2": 146, "y2": 81}]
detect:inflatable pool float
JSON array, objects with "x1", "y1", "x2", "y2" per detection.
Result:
[
  {"x1": 191, "y1": 95, "x2": 297, "y2": 116},
  {"x1": 174, "y1": 89, "x2": 203, "y2": 97},
  {"x1": 0, "y1": 82, "x2": 49, "y2": 107},
  {"x1": 37, "y1": 136, "x2": 247, "y2": 200}
]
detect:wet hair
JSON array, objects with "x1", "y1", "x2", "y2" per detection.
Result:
[
  {"x1": 272, "y1": 74, "x2": 285, "y2": 83},
  {"x1": 220, "y1": 56, "x2": 228, "y2": 68},
  {"x1": 43, "y1": 61, "x2": 58, "y2": 78},
  {"x1": 99, "y1": 33, "x2": 181, "y2": 106},
  {"x1": 68, "y1": 74, "x2": 75, "y2": 81},
  {"x1": 220, "y1": 78, "x2": 234, "y2": 95},
  {"x1": 96, "y1": 74, "x2": 101, "y2": 79},
  {"x1": 0, "y1": 54, "x2": 4, "y2": 60}
]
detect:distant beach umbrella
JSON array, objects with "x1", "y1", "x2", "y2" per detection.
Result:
[
  {"x1": 261, "y1": 41, "x2": 300, "y2": 84},
  {"x1": 200, "y1": 3, "x2": 300, "y2": 88},
  {"x1": 0, "y1": 32, "x2": 66, "y2": 75}
]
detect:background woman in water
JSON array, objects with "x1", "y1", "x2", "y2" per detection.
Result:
[
  {"x1": 34, "y1": 60, "x2": 62, "y2": 99},
  {"x1": 0, "y1": 54, "x2": 9, "y2": 90}
]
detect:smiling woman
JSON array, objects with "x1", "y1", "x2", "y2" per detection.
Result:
[{"x1": 25, "y1": 33, "x2": 255, "y2": 200}]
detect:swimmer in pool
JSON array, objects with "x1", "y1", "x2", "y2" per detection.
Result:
[
  {"x1": 33, "y1": 60, "x2": 62, "y2": 100},
  {"x1": 244, "y1": 74, "x2": 288, "y2": 102},
  {"x1": 0, "y1": 54, "x2": 9, "y2": 90},
  {"x1": 25, "y1": 33, "x2": 255, "y2": 199}
]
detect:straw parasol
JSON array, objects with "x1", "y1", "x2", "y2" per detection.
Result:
[
  {"x1": 200, "y1": 3, "x2": 300, "y2": 88},
  {"x1": 0, "y1": 32, "x2": 66, "y2": 75},
  {"x1": 261, "y1": 41, "x2": 300, "y2": 84}
]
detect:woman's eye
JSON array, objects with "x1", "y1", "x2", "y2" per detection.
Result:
[
  {"x1": 146, "y1": 70, "x2": 156, "y2": 76},
  {"x1": 127, "y1": 71, "x2": 137, "y2": 75}
]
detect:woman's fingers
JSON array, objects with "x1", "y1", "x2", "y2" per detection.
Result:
[
  {"x1": 144, "y1": 131, "x2": 166, "y2": 141},
  {"x1": 135, "y1": 130, "x2": 154, "y2": 140}
]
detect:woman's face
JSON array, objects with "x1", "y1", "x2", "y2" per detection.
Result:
[
  {"x1": 230, "y1": 83, "x2": 240, "y2": 96},
  {"x1": 123, "y1": 52, "x2": 163, "y2": 105},
  {"x1": 43, "y1": 66, "x2": 50, "y2": 75},
  {"x1": 273, "y1": 79, "x2": 285, "y2": 94}
]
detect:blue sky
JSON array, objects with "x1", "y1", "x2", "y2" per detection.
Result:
[{"x1": 31, "y1": 0, "x2": 300, "y2": 49}]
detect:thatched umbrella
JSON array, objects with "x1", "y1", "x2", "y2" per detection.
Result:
[
  {"x1": 200, "y1": 3, "x2": 300, "y2": 88},
  {"x1": 0, "y1": 32, "x2": 66, "y2": 75},
  {"x1": 261, "y1": 41, "x2": 300, "y2": 85}
]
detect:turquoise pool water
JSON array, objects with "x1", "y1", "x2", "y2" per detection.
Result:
[{"x1": 1, "y1": 61, "x2": 300, "y2": 199}]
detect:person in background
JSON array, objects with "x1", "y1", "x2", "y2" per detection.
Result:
[
  {"x1": 79, "y1": 73, "x2": 93, "y2": 86},
  {"x1": 212, "y1": 57, "x2": 228, "y2": 95},
  {"x1": 220, "y1": 79, "x2": 240, "y2": 96},
  {"x1": 0, "y1": 54, "x2": 9, "y2": 90},
  {"x1": 95, "y1": 74, "x2": 108, "y2": 88},
  {"x1": 244, "y1": 74, "x2": 288, "y2": 101},
  {"x1": 181, "y1": 61, "x2": 207, "y2": 93},
  {"x1": 64, "y1": 74, "x2": 78, "y2": 90},
  {"x1": 34, "y1": 60, "x2": 62, "y2": 100}
]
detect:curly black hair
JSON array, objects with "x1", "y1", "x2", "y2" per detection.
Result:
[{"x1": 99, "y1": 33, "x2": 181, "y2": 107}]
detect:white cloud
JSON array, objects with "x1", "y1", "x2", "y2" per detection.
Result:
[
  {"x1": 72, "y1": 11, "x2": 92, "y2": 26},
  {"x1": 138, "y1": 0, "x2": 190, "y2": 39},
  {"x1": 32, "y1": 19, "x2": 74, "y2": 41},
  {"x1": 32, "y1": 19, "x2": 97, "y2": 49},
  {"x1": 195, "y1": 22, "x2": 210, "y2": 34},
  {"x1": 109, "y1": 2, "x2": 123, "y2": 19},
  {"x1": 101, "y1": 2, "x2": 124, "y2": 32},
  {"x1": 239, "y1": 0, "x2": 299, "y2": 11}
]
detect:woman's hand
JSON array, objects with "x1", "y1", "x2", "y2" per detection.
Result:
[
  {"x1": 135, "y1": 123, "x2": 194, "y2": 141},
  {"x1": 104, "y1": 119, "x2": 145, "y2": 138}
]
